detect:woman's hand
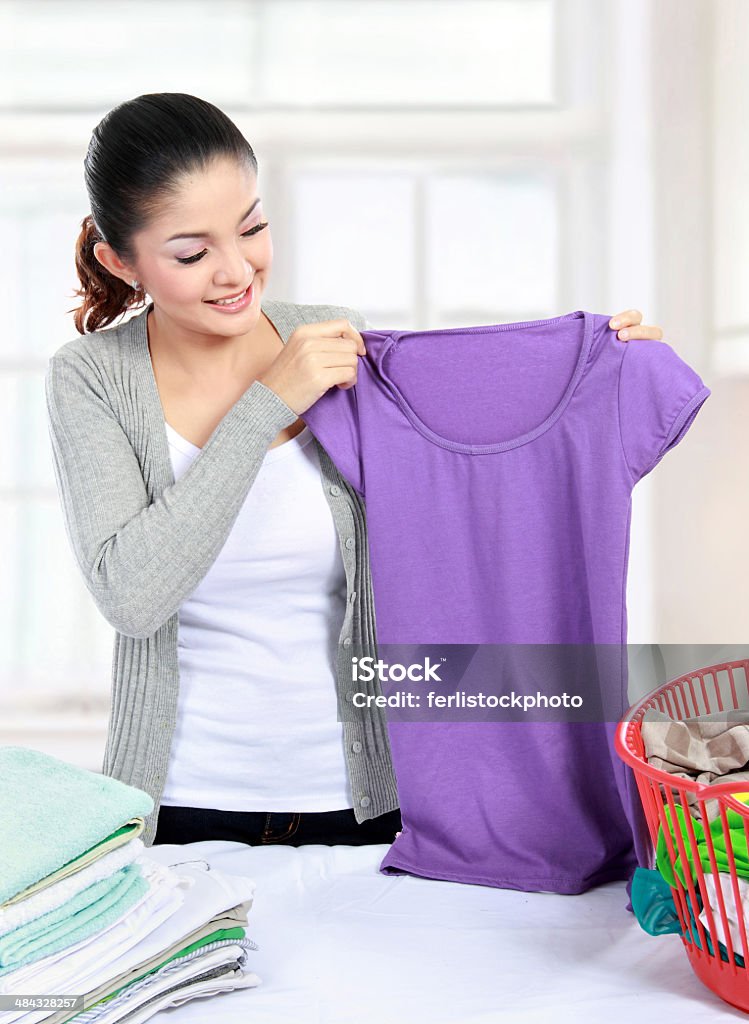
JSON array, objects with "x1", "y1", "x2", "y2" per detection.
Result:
[
  {"x1": 609, "y1": 309, "x2": 664, "y2": 342},
  {"x1": 257, "y1": 318, "x2": 367, "y2": 415}
]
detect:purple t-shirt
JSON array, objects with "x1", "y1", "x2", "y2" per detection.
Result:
[{"x1": 301, "y1": 310, "x2": 710, "y2": 892}]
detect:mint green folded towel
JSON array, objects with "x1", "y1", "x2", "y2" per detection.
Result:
[
  {"x1": 0, "y1": 862, "x2": 148, "y2": 975},
  {"x1": 0, "y1": 747, "x2": 154, "y2": 904},
  {"x1": 5, "y1": 823, "x2": 145, "y2": 908}
]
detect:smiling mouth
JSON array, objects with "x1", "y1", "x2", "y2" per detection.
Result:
[{"x1": 205, "y1": 284, "x2": 252, "y2": 305}]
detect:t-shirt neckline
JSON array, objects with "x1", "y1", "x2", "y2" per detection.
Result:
[{"x1": 374, "y1": 309, "x2": 593, "y2": 454}]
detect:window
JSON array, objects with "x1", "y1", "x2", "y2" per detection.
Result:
[{"x1": 7, "y1": 0, "x2": 715, "y2": 763}]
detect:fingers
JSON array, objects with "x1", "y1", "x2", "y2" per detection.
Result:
[
  {"x1": 609, "y1": 309, "x2": 663, "y2": 342},
  {"x1": 334, "y1": 363, "x2": 359, "y2": 390},
  {"x1": 339, "y1": 319, "x2": 367, "y2": 357},
  {"x1": 302, "y1": 318, "x2": 367, "y2": 356},
  {"x1": 609, "y1": 309, "x2": 641, "y2": 330},
  {"x1": 616, "y1": 324, "x2": 664, "y2": 342}
]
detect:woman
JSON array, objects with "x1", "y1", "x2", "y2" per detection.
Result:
[{"x1": 46, "y1": 92, "x2": 664, "y2": 849}]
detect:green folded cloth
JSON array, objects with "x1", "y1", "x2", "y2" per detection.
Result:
[
  {"x1": 656, "y1": 800, "x2": 749, "y2": 888},
  {"x1": 0, "y1": 863, "x2": 147, "y2": 974},
  {"x1": 92, "y1": 927, "x2": 248, "y2": 1009},
  {"x1": 0, "y1": 746, "x2": 153, "y2": 905}
]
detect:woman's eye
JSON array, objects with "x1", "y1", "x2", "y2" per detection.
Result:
[
  {"x1": 175, "y1": 251, "x2": 206, "y2": 265},
  {"x1": 242, "y1": 221, "x2": 269, "y2": 238},
  {"x1": 176, "y1": 221, "x2": 269, "y2": 265}
]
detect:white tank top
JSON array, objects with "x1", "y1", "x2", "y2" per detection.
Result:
[{"x1": 159, "y1": 421, "x2": 353, "y2": 812}]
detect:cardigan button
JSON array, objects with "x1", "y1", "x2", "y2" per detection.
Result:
[
  {"x1": 330, "y1": 485, "x2": 341, "y2": 496},
  {"x1": 349, "y1": 592, "x2": 357, "y2": 603},
  {"x1": 352, "y1": 741, "x2": 363, "y2": 753},
  {"x1": 345, "y1": 537, "x2": 355, "y2": 550},
  {"x1": 343, "y1": 637, "x2": 353, "y2": 647},
  {"x1": 360, "y1": 796, "x2": 371, "y2": 808}
]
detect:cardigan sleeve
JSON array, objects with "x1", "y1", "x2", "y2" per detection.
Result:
[{"x1": 45, "y1": 351, "x2": 299, "y2": 639}]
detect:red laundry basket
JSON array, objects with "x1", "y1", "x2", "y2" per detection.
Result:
[{"x1": 615, "y1": 658, "x2": 749, "y2": 1013}]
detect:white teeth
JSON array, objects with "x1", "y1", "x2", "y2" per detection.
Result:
[{"x1": 211, "y1": 286, "x2": 249, "y2": 306}]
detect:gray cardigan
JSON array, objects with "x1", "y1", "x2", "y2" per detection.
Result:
[{"x1": 45, "y1": 297, "x2": 399, "y2": 846}]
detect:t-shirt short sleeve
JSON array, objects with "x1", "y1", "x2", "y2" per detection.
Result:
[
  {"x1": 618, "y1": 338, "x2": 711, "y2": 484},
  {"x1": 301, "y1": 381, "x2": 365, "y2": 495},
  {"x1": 299, "y1": 306, "x2": 370, "y2": 496}
]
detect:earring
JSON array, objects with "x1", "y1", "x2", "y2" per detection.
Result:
[{"x1": 131, "y1": 279, "x2": 140, "y2": 291}]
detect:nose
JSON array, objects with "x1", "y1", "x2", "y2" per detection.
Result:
[{"x1": 214, "y1": 243, "x2": 253, "y2": 286}]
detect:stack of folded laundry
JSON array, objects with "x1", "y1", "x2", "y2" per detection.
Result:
[{"x1": 0, "y1": 747, "x2": 260, "y2": 1024}]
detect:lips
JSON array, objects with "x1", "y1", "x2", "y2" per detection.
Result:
[{"x1": 205, "y1": 284, "x2": 251, "y2": 304}]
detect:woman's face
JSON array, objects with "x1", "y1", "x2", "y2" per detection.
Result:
[{"x1": 127, "y1": 156, "x2": 271, "y2": 337}]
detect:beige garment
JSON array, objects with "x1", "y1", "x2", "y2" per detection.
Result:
[{"x1": 641, "y1": 708, "x2": 749, "y2": 819}]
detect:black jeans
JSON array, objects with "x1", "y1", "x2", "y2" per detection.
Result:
[{"x1": 153, "y1": 804, "x2": 402, "y2": 847}]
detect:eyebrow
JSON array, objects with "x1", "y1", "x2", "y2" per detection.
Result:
[{"x1": 165, "y1": 198, "x2": 262, "y2": 242}]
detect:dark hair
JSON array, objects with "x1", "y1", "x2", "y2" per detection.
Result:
[{"x1": 70, "y1": 93, "x2": 258, "y2": 334}]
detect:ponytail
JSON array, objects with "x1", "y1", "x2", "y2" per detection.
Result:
[{"x1": 70, "y1": 215, "x2": 144, "y2": 335}]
